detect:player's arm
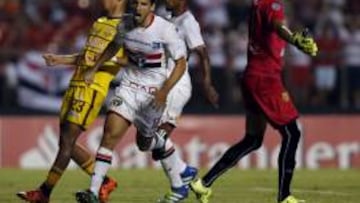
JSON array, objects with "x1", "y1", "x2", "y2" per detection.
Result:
[
  {"x1": 264, "y1": 1, "x2": 317, "y2": 56},
  {"x1": 273, "y1": 20, "x2": 318, "y2": 56},
  {"x1": 94, "y1": 25, "x2": 130, "y2": 70},
  {"x1": 152, "y1": 24, "x2": 187, "y2": 109},
  {"x1": 152, "y1": 56, "x2": 186, "y2": 110},
  {"x1": 42, "y1": 53, "x2": 81, "y2": 67},
  {"x1": 84, "y1": 16, "x2": 133, "y2": 84},
  {"x1": 183, "y1": 17, "x2": 219, "y2": 107},
  {"x1": 92, "y1": 39, "x2": 128, "y2": 71},
  {"x1": 83, "y1": 33, "x2": 128, "y2": 85},
  {"x1": 193, "y1": 45, "x2": 211, "y2": 84},
  {"x1": 162, "y1": 57, "x2": 187, "y2": 94},
  {"x1": 193, "y1": 45, "x2": 219, "y2": 108}
]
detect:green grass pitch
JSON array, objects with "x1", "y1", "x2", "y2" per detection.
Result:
[{"x1": 2, "y1": 169, "x2": 359, "y2": 203}]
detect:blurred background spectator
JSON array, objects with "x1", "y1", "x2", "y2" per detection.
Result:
[{"x1": 1, "y1": 0, "x2": 360, "y2": 114}]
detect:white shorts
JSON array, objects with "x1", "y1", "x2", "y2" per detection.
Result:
[
  {"x1": 108, "y1": 82, "x2": 163, "y2": 134},
  {"x1": 160, "y1": 73, "x2": 192, "y2": 126}
]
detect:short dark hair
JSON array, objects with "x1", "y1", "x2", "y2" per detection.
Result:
[{"x1": 150, "y1": 0, "x2": 157, "y2": 4}]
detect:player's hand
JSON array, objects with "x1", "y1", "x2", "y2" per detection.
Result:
[
  {"x1": 113, "y1": 55, "x2": 129, "y2": 66},
  {"x1": 202, "y1": 82, "x2": 219, "y2": 108},
  {"x1": 83, "y1": 70, "x2": 95, "y2": 85},
  {"x1": 42, "y1": 53, "x2": 61, "y2": 66},
  {"x1": 291, "y1": 30, "x2": 318, "y2": 56},
  {"x1": 151, "y1": 89, "x2": 168, "y2": 110}
]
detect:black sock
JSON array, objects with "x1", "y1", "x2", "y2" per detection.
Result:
[
  {"x1": 103, "y1": 176, "x2": 110, "y2": 184},
  {"x1": 39, "y1": 183, "x2": 52, "y2": 197},
  {"x1": 202, "y1": 134, "x2": 263, "y2": 187},
  {"x1": 277, "y1": 121, "x2": 301, "y2": 201}
]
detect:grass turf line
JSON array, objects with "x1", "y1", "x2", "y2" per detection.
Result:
[{"x1": 2, "y1": 169, "x2": 359, "y2": 203}]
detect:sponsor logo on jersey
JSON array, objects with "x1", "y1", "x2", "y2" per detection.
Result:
[{"x1": 152, "y1": 42, "x2": 162, "y2": 50}]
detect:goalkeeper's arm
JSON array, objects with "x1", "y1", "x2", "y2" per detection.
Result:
[{"x1": 273, "y1": 20, "x2": 318, "y2": 56}]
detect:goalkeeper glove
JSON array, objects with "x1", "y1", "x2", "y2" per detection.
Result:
[{"x1": 291, "y1": 29, "x2": 318, "y2": 56}]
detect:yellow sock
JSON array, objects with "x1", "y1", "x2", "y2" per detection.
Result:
[
  {"x1": 80, "y1": 158, "x2": 95, "y2": 176},
  {"x1": 45, "y1": 167, "x2": 63, "y2": 187}
]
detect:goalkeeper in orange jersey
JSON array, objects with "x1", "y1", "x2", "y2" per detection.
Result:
[{"x1": 16, "y1": 0, "x2": 132, "y2": 202}]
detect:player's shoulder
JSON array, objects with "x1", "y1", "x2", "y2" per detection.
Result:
[
  {"x1": 96, "y1": 16, "x2": 108, "y2": 23},
  {"x1": 154, "y1": 15, "x2": 171, "y2": 25},
  {"x1": 94, "y1": 16, "x2": 120, "y2": 26},
  {"x1": 179, "y1": 10, "x2": 195, "y2": 20},
  {"x1": 90, "y1": 16, "x2": 107, "y2": 28},
  {"x1": 176, "y1": 11, "x2": 200, "y2": 30},
  {"x1": 154, "y1": 15, "x2": 177, "y2": 30},
  {"x1": 181, "y1": 11, "x2": 199, "y2": 25}
]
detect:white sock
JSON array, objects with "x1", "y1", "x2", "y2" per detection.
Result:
[
  {"x1": 160, "y1": 139, "x2": 187, "y2": 188},
  {"x1": 90, "y1": 147, "x2": 113, "y2": 196}
]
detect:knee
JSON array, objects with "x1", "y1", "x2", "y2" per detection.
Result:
[
  {"x1": 58, "y1": 136, "x2": 73, "y2": 158},
  {"x1": 279, "y1": 120, "x2": 302, "y2": 140},
  {"x1": 58, "y1": 123, "x2": 81, "y2": 152},
  {"x1": 243, "y1": 133, "x2": 263, "y2": 150},
  {"x1": 136, "y1": 133, "x2": 153, "y2": 152},
  {"x1": 253, "y1": 138, "x2": 263, "y2": 150}
]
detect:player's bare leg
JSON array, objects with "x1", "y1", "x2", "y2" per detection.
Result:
[
  {"x1": 17, "y1": 122, "x2": 82, "y2": 203},
  {"x1": 72, "y1": 144, "x2": 97, "y2": 175},
  {"x1": 17, "y1": 121, "x2": 117, "y2": 203},
  {"x1": 76, "y1": 112, "x2": 130, "y2": 203},
  {"x1": 154, "y1": 123, "x2": 198, "y2": 203},
  {"x1": 190, "y1": 112, "x2": 266, "y2": 203}
]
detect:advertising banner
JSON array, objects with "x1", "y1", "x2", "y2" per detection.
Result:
[{"x1": 0, "y1": 115, "x2": 359, "y2": 169}]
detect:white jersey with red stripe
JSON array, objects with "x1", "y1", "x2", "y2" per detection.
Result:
[
  {"x1": 160, "y1": 10, "x2": 206, "y2": 126},
  {"x1": 108, "y1": 15, "x2": 186, "y2": 131},
  {"x1": 120, "y1": 15, "x2": 186, "y2": 89}
]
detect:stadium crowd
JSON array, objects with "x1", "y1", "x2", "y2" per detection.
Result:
[{"x1": 0, "y1": 0, "x2": 359, "y2": 113}]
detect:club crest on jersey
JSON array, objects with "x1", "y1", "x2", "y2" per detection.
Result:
[{"x1": 152, "y1": 42, "x2": 161, "y2": 50}]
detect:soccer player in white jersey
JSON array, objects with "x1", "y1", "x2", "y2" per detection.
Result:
[
  {"x1": 155, "y1": 0, "x2": 219, "y2": 202},
  {"x1": 75, "y1": 0, "x2": 188, "y2": 202}
]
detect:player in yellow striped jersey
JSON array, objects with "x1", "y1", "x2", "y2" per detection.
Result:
[{"x1": 16, "y1": 0, "x2": 130, "y2": 203}]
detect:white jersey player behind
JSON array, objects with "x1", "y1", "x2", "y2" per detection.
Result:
[
  {"x1": 155, "y1": 0, "x2": 219, "y2": 202},
  {"x1": 161, "y1": 10, "x2": 205, "y2": 125}
]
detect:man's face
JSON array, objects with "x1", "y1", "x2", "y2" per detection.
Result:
[{"x1": 133, "y1": 0, "x2": 153, "y2": 25}]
